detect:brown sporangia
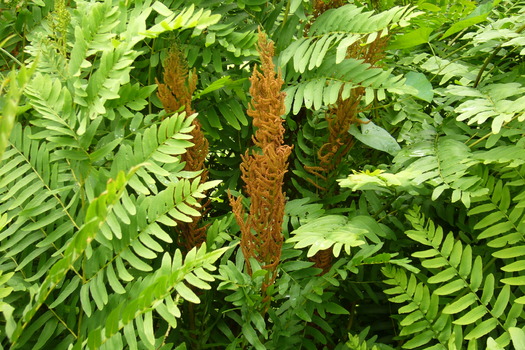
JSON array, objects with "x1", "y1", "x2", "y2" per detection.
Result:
[
  {"x1": 306, "y1": 31, "x2": 390, "y2": 189},
  {"x1": 157, "y1": 45, "x2": 210, "y2": 253},
  {"x1": 229, "y1": 31, "x2": 292, "y2": 296},
  {"x1": 304, "y1": 21, "x2": 390, "y2": 273}
]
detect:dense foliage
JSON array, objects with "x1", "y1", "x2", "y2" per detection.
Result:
[{"x1": 1, "y1": 0, "x2": 525, "y2": 349}]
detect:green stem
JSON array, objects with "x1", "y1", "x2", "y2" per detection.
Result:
[{"x1": 474, "y1": 23, "x2": 525, "y2": 88}]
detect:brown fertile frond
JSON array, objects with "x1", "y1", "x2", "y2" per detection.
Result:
[
  {"x1": 156, "y1": 46, "x2": 197, "y2": 116},
  {"x1": 157, "y1": 45, "x2": 210, "y2": 253},
  {"x1": 347, "y1": 30, "x2": 389, "y2": 67},
  {"x1": 306, "y1": 31, "x2": 390, "y2": 274},
  {"x1": 307, "y1": 32, "x2": 390, "y2": 183},
  {"x1": 231, "y1": 147, "x2": 291, "y2": 272},
  {"x1": 248, "y1": 31, "x2": 287, "y2": 149},
  {"x1": 310, "y1": 248, "x2": 333, "y2": 274},
  {"x1": 230, "y1": 31, "x2": 292, "y2": 295}
]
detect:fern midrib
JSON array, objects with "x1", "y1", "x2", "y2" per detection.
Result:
[
  {"x1": 424, "y1": 234, "x2": 507, "y2": 333},
  {"x1": 83, "y1": 186, "x2": 201, "y2": 286},
  {"x1": 88, "y1": 250, "x2": 221, "y2": 348},
  {"x1": 9, "y1": 141, "x2": 80, "y2": 230},
  {"x1": 395, "y1": 273, "x2": 448, "y2": 349}
]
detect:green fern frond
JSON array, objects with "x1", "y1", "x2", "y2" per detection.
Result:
[
  {"x1": 394, "y1": 136, "x2": 488, "y2": 207},
  {"x1": 109, "y1": 113, "x2": 195, "y2": 196},
  {"x1": 420, "y1": 56, "x2": 478, "y2": 85},
  {"x1": 77, "y1": 176, "x2": 220, "y2": 314},
  {"x1": 24, "y1": 73, "x2": 81, "y2": 147},
  {"x1": 467, "y1": 174, "x2": 525, "y2": 304},
  {"x1": 343, "y1": 327, "x2": 396, "y2": 350},
  {"x1": 309, "y1": 5, "x2": 415, "y2": 35},
  {"x1": 468, "y1": 177, "x2": 523, "y2": 248},
  {"x1": 445, "y1": 83, "x2": 525, "y2": 134},
  {"x1": 280, "y1": 5, "x2": 416, "y2": 73},
  {"x1": 68, "y1": 1, "x2": 120, "y2": 77},
  {"x1": 9, "y1": 167, "x2": 139, "y2": 346},
  {"x1": 0, "y1": 60, "x2": 34, "y2": 160},
  {"x1": 143, "y1": 4, "x2": 221, "y2": 39},
  {"x1": 287, "y1": 215, "x2": 367, "y2": 257},
  {"x1": 284, "y1": 56, "x2": 405, "y2": 114},
  {"x1": 283, "y1": 198, "x2": 325, "y2": 235},
  {"x1": 83, "y1": 244, "x2": 230, "y2": 349},
  {"x1": 383, "y1": 265, "x2": 451, "y2": 350},
  {"x1": 0, "y1": 124, "x2": 77, "y2": 277},
  {"x1": 385, "y1": 207, "x2": 522, "y2": 349},
  {"x1": 474, "y1": 145, "x2": 525, "y2": 167},
  {"x1": 464, "y1": 11, "x2": 525, "y2": 57}
]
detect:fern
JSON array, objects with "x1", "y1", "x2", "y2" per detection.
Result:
[
  {"x1": 280, "y1": 5, "x2": 417, "y2": 73},
  {"x1": 284, "y1": 56, "x2": 407, "y2": 115},
  {"x1": 3, "y1": 0, "x2": 525, "y2": 348},
  {"x1": 342, "y1": 327, "x2": 395, "y2": 350},
  {"x1": 466, "y1": 171, "x2": 525, "y2": 306},
  {"x1": 83, "y1": 244, "x2": 229, "y2": 349},
  {"x1": 393, "y1": 136, "x2": 488, "y2": 208},
  {"x1": 0, "y1": 1, "x2": 228, "y2": 348},
  {"x1": 384, "y1": 207, "x2": 523, "y2": 349},
  {"x1": 280, "y1": 4, "x2": 417, "y2": 114},
  {"x1": 0, "y1": 62, "x2": 34, "y2": 160},
  {"x1": 445, "y1": 83, "x2": 525, "y2": 134},
  {"x1": 288, "y1": 215, "x2": 367, "y2": 257}
]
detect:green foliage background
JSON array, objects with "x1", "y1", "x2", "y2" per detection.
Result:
[{"x1": 1, "y1": 0, "x2": 525, "y2": 349}]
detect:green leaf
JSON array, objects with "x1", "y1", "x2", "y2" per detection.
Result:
[
  {"x1": 492, "y1": 284, "x2": 510, "y2": 317},
  {"x1": 49, "y1": 276, "x2": 81, "y2": 308},
  {"x1": 453, "y1": 305, "x2": 486, "y2": 325},
  {"x1": 492, "y1": 246, "x2": 525, "y2": 259},
  {"x1": 242, "y1": 323, "x2": 265, "y2": 350},
  {"x1": 402, "y1": 330, "x2": 433, "y2": 348},
  {"x1": 175, "y1": 282, "x2": 200, "y2": 304},
  {"x1": 349, "y1": 120, "x2": 401, "y2": 155},
  {"x1": 443, "y1": 293, "x2": 477, "y2": 314},
  {"x1": 404, "y1": 72, "x2": 434, "y2": 103},
  {"x1": 389, "y1": 27, "x2": 433, "y2": 50},
  {"x1": 324, "y1": 302, "x2": 349, "y2": 315},
  {"x1": 509, "y1": 327, "x2": 525, "y2": 350},
  {"x1": 441, "y1": 14, "x2": 490, "y2": 40},
  {"x1": 434, "y1": 279, "x2": 465, "y2": 296},
  {"x1": 500, "y1": 276, "x2": 525, "y2": 286},
  {"x1": 464, "y1": 318, "x2": 498, "y2": 340}
]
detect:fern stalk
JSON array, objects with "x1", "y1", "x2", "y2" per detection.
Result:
[{"x1": 230, "y1": 30, "x2": 292, "y2": 300}]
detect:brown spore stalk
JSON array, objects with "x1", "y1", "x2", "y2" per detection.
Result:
[
  {"x1": 230, "y1": 31, "x2": 292, "y2": 290},
  {"x1": 305, "y1": 30, "x2": 390, "y2": 273},
  {"x1": 306, "y1": 32, "x2": 390, "y2": 187},
  {"x1": 157, "y1": 46, "x2": 210, "y2": 252}
]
